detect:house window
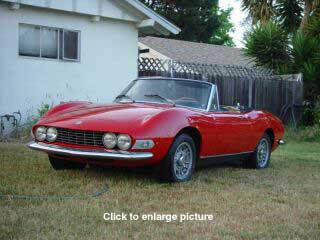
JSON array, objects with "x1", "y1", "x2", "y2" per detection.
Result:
[
  {"x1": 19, "y1": 25, "x2": 41, "y2": 57},
  {"x1": 19, "y1": 24, "x2": 80, "y2": 61},
  {"x1": 62, "y1": 30, "x2": 79, "y2": 60}
]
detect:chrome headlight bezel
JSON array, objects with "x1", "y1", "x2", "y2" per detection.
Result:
[
  {"x1": 117, "y1": 134, "x2": 132, "y2": 151},
  {"x1": 102, "y1": 133, "x2": 117, "y2": 149},
  {"x1": 35, "y1": 126, "x2": 47, "y2": 141},
  {"x1": 46, "y1": 127, "x2": 58, "y2": 142}
]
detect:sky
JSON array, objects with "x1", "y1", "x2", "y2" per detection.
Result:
[{"x1": 219, "y1": 0, "x2": 247, "y2": 48}]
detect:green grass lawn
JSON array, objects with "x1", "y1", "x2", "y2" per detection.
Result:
[{"x1": 0, "y1": 141, "x2": 319, "y2": 239}]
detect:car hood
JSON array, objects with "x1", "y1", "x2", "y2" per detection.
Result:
[{"x1": 38, "y1": 102, "x2": 174, "y2": 133}]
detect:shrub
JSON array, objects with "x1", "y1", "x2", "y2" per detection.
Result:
[
  {"x1": 301, "y1": 96, "x2": 320, "y2": 126},
  {"x1": 291, "y1": 32, "x2": 320, "y2": 98},
  {"x1": 244, "y1": 15, "x2": 320, "y2": 99},
  {"x1": 314, "y1": 96, "x2": 320, "y2": 127},
  {"x1": 3, "y1": 102, "x2": 53, "y2": 142},
  {"x1": 301, "y1": 101, "x2": 315, "y2": 126},
  {"x1": 37, "y1": 103, "x2": 52, "y2": 117},
  {"x1": 274, "y1": 95, "x2": 320, "y2": 142},
  {"x1": 244, "y1": 21, "x2": 291, "y2": 73},
  {"x1": 285, "y1": 125, "x2": 320, "y2": 142}
]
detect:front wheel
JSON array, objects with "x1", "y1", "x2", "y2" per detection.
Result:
[
  {"x1": 158, "y1": 134, "x2": 196, "y2": 183},
  {"x1": 49, "y1": 156, "x2": 86, "y2": 170},
  {"x1": 243, "y1": 133, "x2": 271, "y2": 169}
]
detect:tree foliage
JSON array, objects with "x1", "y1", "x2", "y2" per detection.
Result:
[
  {"x1": 300, "y1": 0, "x2": 320, "y2": 29},
  {"x1": 242, "y1": 0, "x2": 275, "y2": 25},
  {"x1": 276, "y1": 0, "x2": 303, "y2": 32},
  {"x1": 307, "y1": 10, "x2": 320, "y2": 37},
  {"x1": 241, "y1": 0, "x2": 319, "y2": 32},
  {"x1": 292, "y1": 31, "x2": 320, "y2": 96},
  {"x1": 244, "y1": 22, "x2": 290, "y2": 72},
  {"x1": 243, "y1": 0, "x2": 320, "y2": 99},
  {"x1": 139, "y1": 0, "x2": 234, "y2": 46},
  {"x1": 209, "y1": 7, "x2": 235, "y2": 46}
]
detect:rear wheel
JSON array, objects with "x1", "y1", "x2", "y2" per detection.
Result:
[
  {"x1": 49, "y1": 156, "x2": 86, "y2": 170},
  {"x1": 243, "y1": 133, "x2": 271, "y2": 169},
  {"x1": 158, "y1": 134, "x2": 196, "y2": 183}
]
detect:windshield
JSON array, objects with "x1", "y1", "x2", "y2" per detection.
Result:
[{"x1": 115, "y1": 79, "x2": 213, "y2": 110}]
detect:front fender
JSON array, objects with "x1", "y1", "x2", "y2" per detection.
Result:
[{"x1": 132, "y1": 108, "x2": 204, "y2": 164}]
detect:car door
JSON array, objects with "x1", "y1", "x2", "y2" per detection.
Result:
[
  {"x1": 205, "y1": 86, "x2": 253, "y2": 156},
  {"x1": 210, "y1": 111, "x2": 253, "y2": 155}
]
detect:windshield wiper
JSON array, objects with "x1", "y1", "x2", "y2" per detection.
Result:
[
  {"x1": 115, "y1": 94, "x2": 135, "y2": 102},
  {"x1": 144, "y1": 94, "x2": 175, "y2": 106}
]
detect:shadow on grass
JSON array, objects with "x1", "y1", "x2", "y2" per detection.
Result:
[{"x1": 86, "y1": 158, "x2": 244, "y2": 183}]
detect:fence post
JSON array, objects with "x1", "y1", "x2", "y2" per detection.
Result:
[
  {"x1": 248, "y1": 78, "x2": 253, "y2": 108},
  {"x1": 169, "y1": 59, "x2": 174, "y2": 78}
]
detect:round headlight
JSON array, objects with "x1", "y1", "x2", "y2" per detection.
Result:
[
  {"x1": 117, "y1": 134, "x2": 132, "y2": 151},
  {"x1": 35, "y1": 126, "x2": 47, "y2": 141},
  {"x1": 46, "y1": 127, "x2": 58, "y2": 142},
  {"x1": 103, "y1": 133, "x2": 117, "y2": 149}
]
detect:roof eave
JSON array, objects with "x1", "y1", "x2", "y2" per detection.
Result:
[
  {"x1": 124, "y1": 0, "x2": 181, "y2": 35},
  {"x1": 137, "y1": 21, "x2": 175, "y2": 36}
]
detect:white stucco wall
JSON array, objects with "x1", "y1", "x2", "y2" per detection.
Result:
[{"x1": 0, "y1": 3, "x2": 138, "y2": 120}]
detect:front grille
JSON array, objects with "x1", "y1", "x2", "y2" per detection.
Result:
[{"x1": 55, "y1": 128, "x2": 104, "y2": 147}]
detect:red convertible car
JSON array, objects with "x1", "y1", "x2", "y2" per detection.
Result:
[{"x1": 28, "y1": 77, "x2": 285, "y2": 182}]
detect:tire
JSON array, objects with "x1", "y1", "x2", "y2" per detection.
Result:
[
  {"x1": 49, "y1": 156, "x2": 86, "y2": 170},
  {"x1": 243, "y1": 133, "x2": 271, "y2": 169},
  {"x1": 158, "y1": 134, "x2": 197, "y2": 183}
]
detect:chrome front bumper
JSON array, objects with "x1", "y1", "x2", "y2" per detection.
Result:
[
  {"x1": 278, "y1": 139, "x2": 285, "y2": 145},
  {"x1": 27, "y1": 141, "x2": 153, "y2": 160}
]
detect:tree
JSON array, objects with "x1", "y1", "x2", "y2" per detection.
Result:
[
  {"x1": 300, "y1": 0, "x2": 320, "y2": 29},
  {"x1": 242, "y1": 0, "x2": 319, "y2": 32},
  {"x1": 243, "y1": 22, "x2": 290, "y2": 72},
  {"x1": 243, "y1": 4, "x2": 320, "y2": 99},
  {"x1": 276, "y1": 0, "x2": 303, "y2": 32},
  {"x1": 139, "y1": 0, "x2": 234, "y2": 46},
  {"x1": 241, "y1": 0, "x2": 275, "y2": 25},
  {"x1": 306, "y1": 9, "x2": 320, "y2": 37},
  {"x1": 210, "y1": 7, "x2": 235, "y2": 46},
  {"x1": 291, "y1": 31, "x2": 320, "y2": 96},
  {"x1": 241, "y1": 0, "x2": 320, "y2": 124}
]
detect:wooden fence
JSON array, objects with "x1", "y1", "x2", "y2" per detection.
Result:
[{"x1": 138, "y1": 57, "x2": 303, "y2": 121}]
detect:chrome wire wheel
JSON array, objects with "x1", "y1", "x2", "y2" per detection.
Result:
[
  {"x1": 173, "y1": 142, "x2": 193, "y2": 180},
  {"x1": 257, "y1": 138, "x2": 270, "y2": 168}
]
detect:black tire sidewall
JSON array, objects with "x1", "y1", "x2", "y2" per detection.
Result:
[
  {"x1": 160, "y1": 134, "x2": 197, "y2": 182},
  {"x1": 254, "y1": 134, "x2": 271, "y2": 169}
]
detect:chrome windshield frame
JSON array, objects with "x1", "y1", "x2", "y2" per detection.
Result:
[{"x1": 117, "y1": 77, "x2": 219, "y2": 112}]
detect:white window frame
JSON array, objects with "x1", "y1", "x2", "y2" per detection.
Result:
[{"x1": 18, "y1": 23, "x2": 80, "y2": 62}]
